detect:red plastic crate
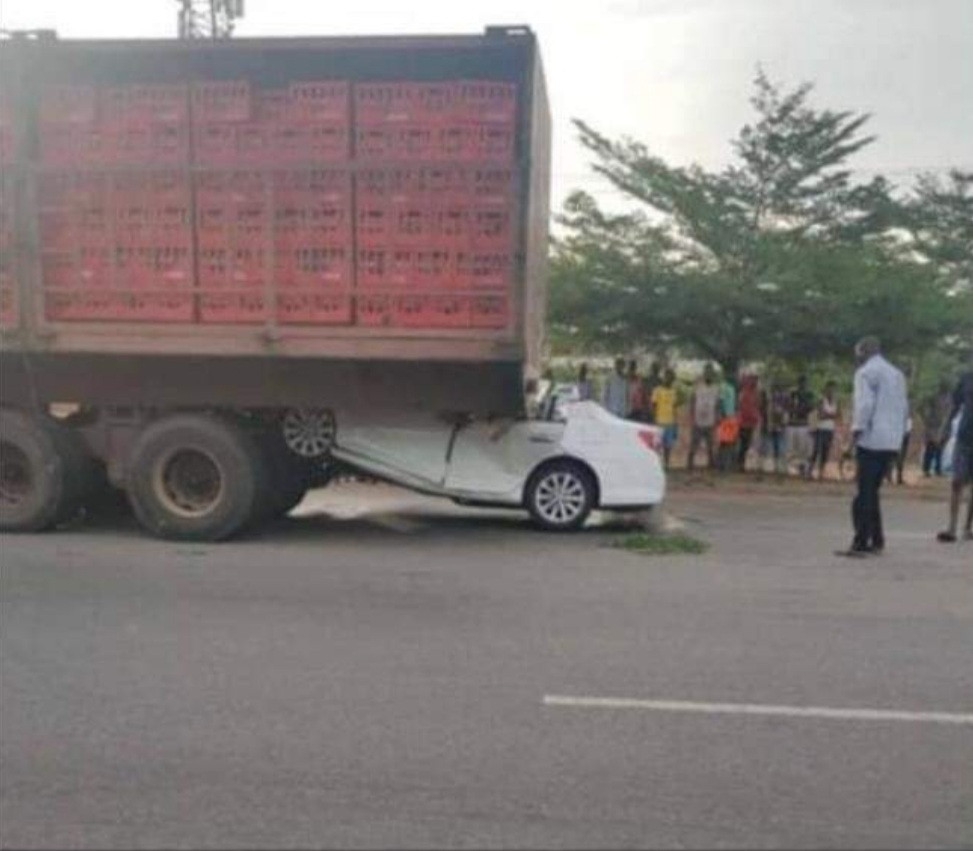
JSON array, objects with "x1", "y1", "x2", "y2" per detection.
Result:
[
  {"x1": 197, "y1": 246, "x2": 268, "y2": 287},
  {"x1": 44, "y1": 290, "x2": 191, "y2": 322},
  {"x1": 453, "y1": 81, "x2": 517, "y2": 125},
  {"x1": 45, "y1": 290, "x2": 118, "y2": 321},
  {"x1": 112, "y1": 171, "x2": 190, "y2": 205},
  {"x1": 38, "y1": 173, "x2": 111, "y2": 210},
  {"x1": 274, "y1": 168, "x2": 349, "y2": 202},
  {"x1": 355, "y1": 294, "x2": 391, "y2": 326},
  {"x1": 275, "y1": 201, "x2": 350, "y2": 247},
  {"x1": 192, "y1": 81, "x2": 251, "y2": 123},
  {"x1": 196, "y1": 170, "x2": 269, "y2": 208},
  {"x1": 278, "y1": 291, "x2": 352, "y2": 325},
  {"x1": 277, "y1": 246, "x2": 350, "y2": 288},
  {"x1": 112, "y1": 123, "x2": 189, "y2": 165},
  {"x1": 470, "y1": 167, "x2": 515, "y2": 205},
  {"x1": 39, "y1": 124, "x2": 112, "y2": 166},
  {"x1": 115, "y1": 245, "x2": 193, "y2": 288},
  {"x1": 39, "y1": 85, "x2": 98, "y2": 124},
  {"x1": 199, "y1": 293, "x2": 267, "y2": 323},
  {"x1": 455, "y1": 251, "x2": 511, "y2": 290},
  {"x1": 197, "y1": 203, "x2": 270, "y2": 249},
  {"x1": 273, "y1": 122, "x2": 349, "y2": 163},
  {"x1": 469, "y1": 294, "x2": 509, "y2": 328},
  {"x1": 289, "y1": 82, "x2": 349, "y2": 123},
  {"x1": 254, "y1": 90, "x2": 289, "y2": 122},
  {"x1": 355, "y1": 124, "x2": 437, "y2": 162},
  {"x1": 356, "y1": 165, "x2": 471, "y2": 204},
  {"x1": 392, "y1": 295, "x2": 469, "y2": 328},
  {"x1": 357, "y1": 247, "x2": 453, "y2": 290},
  {"x1": 355, "y1": 82, "x2": 453, "y2": 125},
  {"x1": 102, "y1": 84, "x2": 188, "y2": 125},
  {"x1": 194, "y1": 122, "x2": 270, "y2": 165},
  {"x1": 440, "y1": 123, "x2": 515, "y2": 162}
]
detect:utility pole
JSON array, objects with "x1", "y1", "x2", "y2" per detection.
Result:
[{"x1": 176, "y1": 0, "x2": 245, "y2": 40}]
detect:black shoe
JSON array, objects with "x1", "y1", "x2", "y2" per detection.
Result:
[{"x1": 835, "y1": 547, "x2": 871, "y2": 558}]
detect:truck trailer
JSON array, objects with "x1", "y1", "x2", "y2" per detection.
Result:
[{"x1": 0, "y1": 27, "x2": 664, "y2": 539}]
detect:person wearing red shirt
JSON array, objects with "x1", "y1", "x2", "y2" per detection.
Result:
[{"x1": 737, "y1": 374, "x2": 761, "y2": 471}]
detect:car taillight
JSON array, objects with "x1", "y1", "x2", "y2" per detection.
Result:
[{"x1": 638, "y1": 429, "x2": 661, "y2": 452}]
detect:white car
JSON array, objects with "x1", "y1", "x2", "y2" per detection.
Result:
[{"x1": 330, "y1": 399, "x2": 666, "y2": 530}]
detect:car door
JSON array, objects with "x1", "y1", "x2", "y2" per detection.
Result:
[
  {"x1": 335, "y1": 411, "x2": 455, "y2": 487},
  {"x1": 444, "y1": 417, "x2": 566, "y2": 501}
]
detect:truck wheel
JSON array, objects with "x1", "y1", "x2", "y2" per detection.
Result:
[
  {"x1": 126, "y1": 414, "x2": 265, "y2": 541},
  {"x1": 525, "y1": 460, "x2": 596, "y2": 532},
  {"x1": 0, "y1": 409, "x2": 88, "y2": 532}
]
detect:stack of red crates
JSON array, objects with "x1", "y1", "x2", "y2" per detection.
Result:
[
  {"x1": 352, "y1": 80, "x2": 517, "y2": 330},
  {"x1": 38, "y1": 84, "x2": 195, "y2": 322},
  {"x1": 193, "y1": 82, "x2": 352, "y2": 324}
]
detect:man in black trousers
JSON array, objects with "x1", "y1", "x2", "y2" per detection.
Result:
[{"x1": 837, "y1": 337, "x2": 909, "y2": 557}]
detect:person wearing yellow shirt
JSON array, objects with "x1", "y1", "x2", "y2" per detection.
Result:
[{"x1": 651, "y1": 368, "x2": 679, "y2": 469}]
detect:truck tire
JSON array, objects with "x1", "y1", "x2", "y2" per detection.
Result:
[
  {"x1": 0, "y1": 409, "x2": 89, "y2": 532},
  {"x1": 525, "y1": 459, "x2": 596, "y2": 532},
  {"x1": 126, "y1": 414, "x2": 266, "y2": 541}
]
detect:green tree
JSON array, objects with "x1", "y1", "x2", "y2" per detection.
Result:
[{"x1": 550, "y1": 72, "x2": 958, "y2": 375}]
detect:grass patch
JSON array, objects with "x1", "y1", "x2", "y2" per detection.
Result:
[{"x1": 612, "y1": 531, "x2": 709, "y2": 556}]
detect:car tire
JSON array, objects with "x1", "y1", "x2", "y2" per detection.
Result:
[
  {"x1": 525, "y1": 459, "x2": 596, "y2": 532},
  {"x1": 126, "y1": 414, "x2": 266, "y2": 541},
  {"x1": 0, "y1": 409, "x2": 91, "y2": 532}
]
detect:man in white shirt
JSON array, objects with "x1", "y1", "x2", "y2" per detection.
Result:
[
  {"x1": 601, "y1": 357, "x2": 629, "y2": 418},
  {"x1": 838, "y1": 336, "x2": 909, "y2": 557}
]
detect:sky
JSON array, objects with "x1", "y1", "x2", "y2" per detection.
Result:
[{"x1": 2, "y1": 0, "x2": 971, "y2": 210}]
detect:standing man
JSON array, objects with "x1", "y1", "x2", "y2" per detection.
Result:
[
  {"x1": 576, "y1": 363, "x2": 594, "y2": 402},
  {"x1": 838, "y1": 337, "x2": 908, "y2": 557},
  {"x1": 785, "y1": 375, "x2": 815, "y2": 478},
  {"x1": 809, "y1": 380, "x2": 840, "y2": 480},
  {"x1": 760, "y1": 380, "x2": 787, "y2": 475},
  {"x1": 737, "y1": 374, "x2": 761, "y2": 471},
  {"x1": 687, "y1": 363, "x2": 720, "y2": 471},
  {"x1": 642, "y1": 361, "x2": 663, "y2": 424},
  {"x1": 920, "y1": 380, "x2": 952, "y2": 477},
  {"x1": 936, "y1": 363, "x2": 973, "y2": 543},
  {"x1": 601, "y1": 357, "x2": 629, "y2": 418},
  {"x1": 626, "y1": 359, "x2": 646, "y2": 421},
  {"x1": 651, "y1": 367, "x2": 679, "y2": 470}
]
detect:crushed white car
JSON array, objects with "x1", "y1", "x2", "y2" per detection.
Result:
[{"x1": 331, "y1": 397, "x2": 666, "y2": 531}]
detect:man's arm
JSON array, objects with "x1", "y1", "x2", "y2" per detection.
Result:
[
  {"x1": 940, "y1": 377, "x2": 965, "y2": 443},
  {"x1": 851, "y1": 367, "x2": 877, "y2": 443}
]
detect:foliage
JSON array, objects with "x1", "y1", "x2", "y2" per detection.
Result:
[
  {"x1": 549, "y1": 72, "x2": 963, "y2": 378},
  {"x1": 612, "y1": 531, "x2": 709, "y2": 556}
]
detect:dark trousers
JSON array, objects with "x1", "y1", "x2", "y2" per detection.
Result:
[
  {"x1": 923, "y1": 440, "x2": 943, "y2": 476},
  {"x1": 810, "y1": 429, "x2": 835, "y2": 473},
  {"x1": 737, "y1": 426, "x2": 755, "y2": 470},
  {"x1": 852, "y1": 448, "x2": 897, "y2": 551},
  {"x1": 688, "y1": 426, "x2": 714, "y2": 470}
]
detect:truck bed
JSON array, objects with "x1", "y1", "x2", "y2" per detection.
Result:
[{"x1": 0, "y1": 29, "x2": 549, "y2": 413}]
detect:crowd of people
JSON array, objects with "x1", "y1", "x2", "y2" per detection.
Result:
[
  {"x1": 579, "y1": 357, "x2": 858, "y2": 478},
  {"x1": 569, "y1": 343, "x2": 973, "y2": 549}
]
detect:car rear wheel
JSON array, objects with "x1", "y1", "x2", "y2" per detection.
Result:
[{"x1": 525, "y1": 460, "x2": 595, "y2": 531}]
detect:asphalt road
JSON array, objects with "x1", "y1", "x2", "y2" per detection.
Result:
[{"x1": 1, "y1": 484, "x2": 971, "y2": 849}]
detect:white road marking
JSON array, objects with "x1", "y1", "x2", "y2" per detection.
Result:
[{"x1": 542, "y1": 695, "x2": 973, "y2": 726}]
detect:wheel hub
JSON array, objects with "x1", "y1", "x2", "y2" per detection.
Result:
[
  {"x1": 535, "y1": 471, "x2": 586, "y2": 525},
  {"x1": 0, "y1": 441, "x2": 32, "y2": 507},
  {"x1": 282, "y1": 408, "x2": 336, "y2": 459},
  {"x1": 155, "y1": 448, "x2": 224, "y2": 518}
]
